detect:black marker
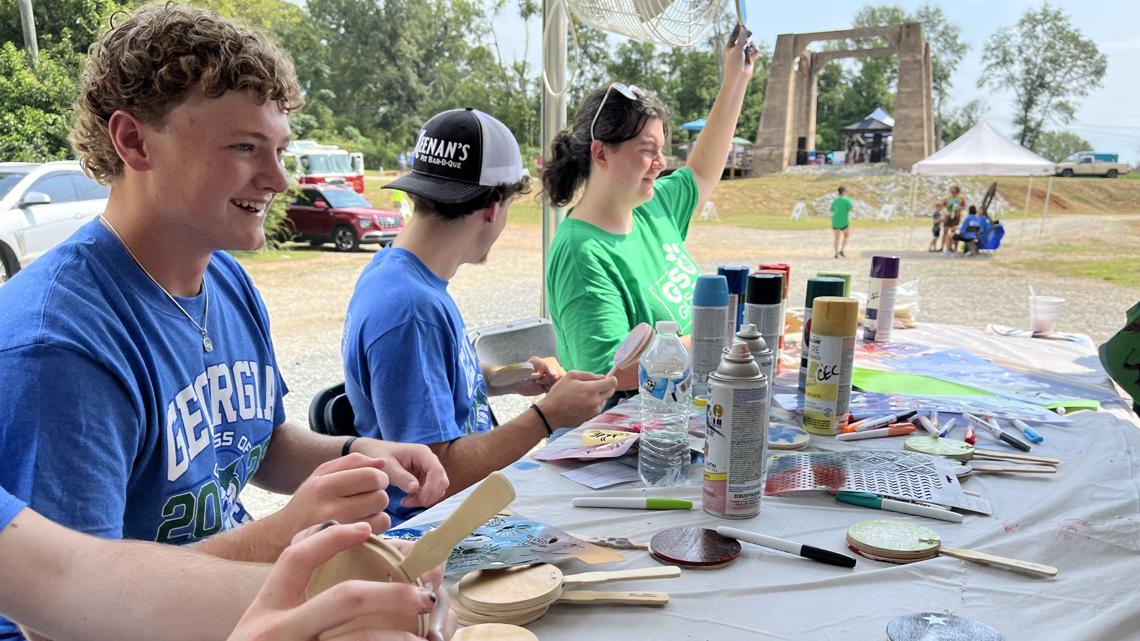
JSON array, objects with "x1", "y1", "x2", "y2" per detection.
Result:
[
  {"x1": 965, "y1": 413, "x2": 1031, "y2": 452},
  {"x1": 716, "y1": 526, "x2": 857, "y2": 569}
]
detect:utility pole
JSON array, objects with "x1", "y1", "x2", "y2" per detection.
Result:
[{"x1": 18, "y1": 0, "x2": 39, "y2": 65}]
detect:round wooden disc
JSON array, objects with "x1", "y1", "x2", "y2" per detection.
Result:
[
  {"x1": 487, "y1": 363, "x2": 537, "y2": 387},
  {"x1": 845, "y1": 520, "x2": 941, "y2": 564},
  {"x1": 768, "y1": 424, "x2": 811, "y2": 450},
  {"x1": 458, "y1": 564, "x2": 564, "y2": 613},
  {"x1": 886, "y1": 612, "x2": 1005, "y2": 641},
  {"x1": 904, "y1": 436, "x2": 974, "y2": 461},
  {"x1": 648, "y1": 527, "x2": 741, "y2": 569},
  {"x1": 612, "y1": 323, "x2": 654, "y2": 370},
  {"x1": 454, "y1": 623, "x2": 540, "y2": 641},
  {"x1": 306, "y1": 535, "x2": 427, "y2": 637}
]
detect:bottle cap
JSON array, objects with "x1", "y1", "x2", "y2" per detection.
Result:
[
  {"x1": 654, "y1": 320, "x2": 678, "y2": 335},
  {"x1": 870, "y1": 256, "x2": 901, "y2": 279},
  {"x1": 816, "y1": 271, "x2": 852, "y2": 296},
  {"x1": 810, "y1": 297, "x2": 859, "y2": 336},
  {"x1": 716, "y1": 266, "x2": 750, "y2": 294},
  {"x1": 746, "y1": 272, "x2": 782, "y2": 305},
  {"x1": 805, "y1": 276, "x2": 846, "y2": 307},
  {"x1": 693, "y1": 275, "x2": 729, "y2": 307},
  {"x1": 726, "y1": 341, "x2": 753, "y2": 360}
]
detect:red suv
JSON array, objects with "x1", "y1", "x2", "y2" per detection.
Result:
[{"x1": 286, "y1": 185, "x2": 404, "y2": 251}]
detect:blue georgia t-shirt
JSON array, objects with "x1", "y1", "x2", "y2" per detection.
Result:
[
  {"x1": 0, "y1": 485, "x2": 26, "y2": 533},
  {"x1": 342, "y1": 247, "x2": 492, "y2": 525},
  {"x1": 0, "y1": 220, "x2": 286, "y2": 542}
]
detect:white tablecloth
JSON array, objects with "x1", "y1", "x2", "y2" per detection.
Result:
[{"x1": 406, "y1": 324, "x2": 1140, "y2": 640}]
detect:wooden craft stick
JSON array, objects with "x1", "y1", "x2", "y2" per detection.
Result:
[
  {"x1": 399, "y1": 471, "x2": 516, "y2": 579},
  {"x1": 938, "y1": 547, "x2": 1058, "y2": 578},
  {"x1": 555, "y1": 590, "x2": 670, "y2": 606},
  {"x1": 561, "y1": 566, "x2": 681, "y2": 587},
  {"x1": 973, "y1": 449, "x2": 1061, "y2": 465},
  {"x1": 968, "y1": 463, "x2": 1056, "y2": 474}
]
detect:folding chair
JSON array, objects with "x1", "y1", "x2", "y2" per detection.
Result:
[
  {"x1": 790, "y1": 202, "x2": 806, "y2": 221},
  {"x1": 875, "y1": 203, "x2": 896, "y2": 222},
  {"x1": 308, "y1": 382, "x2": 356, "y2": 437}
]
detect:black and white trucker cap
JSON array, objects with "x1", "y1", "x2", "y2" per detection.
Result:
[{"x1": 384, "y1": 108, "x2": 527, "y2": 204}]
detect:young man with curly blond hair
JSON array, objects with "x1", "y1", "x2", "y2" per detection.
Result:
[{"x1": 0, "y1": 5, "x2": 453, "y2": 638}]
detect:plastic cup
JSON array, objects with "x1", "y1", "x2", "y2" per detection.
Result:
[{"x1": 1029, "y1": 295, "x2": 1065, "y2": 334}]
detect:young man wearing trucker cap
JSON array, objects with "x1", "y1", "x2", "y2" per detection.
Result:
[{"x1": 342, "y1": 109, "x2": 616, "y2": 523}]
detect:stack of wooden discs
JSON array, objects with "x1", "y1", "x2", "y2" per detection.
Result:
[
  {"x1": 845, "y1": 520, "x2": 941, "y2": 564},
  {"x1": 453, "y1": 563, "x2": 679, "y2": 626}
]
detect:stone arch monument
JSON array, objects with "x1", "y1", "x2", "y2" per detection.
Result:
[{"x1": 753, "y1": 22, "x2": 934, "y2": 174}]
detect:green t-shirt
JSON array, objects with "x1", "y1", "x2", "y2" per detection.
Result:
[
  {"x1": 546, "y1": 167, "x2": 701, "y2": 374},
  {"x1": 831, "y1": 195, "x2": 853, "y2": 228}
]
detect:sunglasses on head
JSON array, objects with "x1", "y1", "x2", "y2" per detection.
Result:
[{"x1": 590, "y1": 82, "x2": 645, "y2": 142}]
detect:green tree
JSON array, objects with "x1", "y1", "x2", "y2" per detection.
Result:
[
  {"x1": 0, "y1": 40, "x2": 82, "y2": 161},
  {"x1": 939, "y1": 99, "x2": 987, "y2": 144},
  {"x1": 979, "y1": 2, "x2": 1107, "y2": 149},
  {"x1": 1034, "y1": 130, "x2": 1091, "y2": 163},
  {"x1": 0, "y1": 0, "x2": 124, "y2": 52}
]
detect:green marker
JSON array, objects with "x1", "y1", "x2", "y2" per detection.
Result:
[{"x1": 571, "y1": 497, "x2": 693, "y2": 510}]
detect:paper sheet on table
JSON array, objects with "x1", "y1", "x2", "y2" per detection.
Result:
[{"x1": 560, "y1": 459, "x2": 641, "y2": 489}]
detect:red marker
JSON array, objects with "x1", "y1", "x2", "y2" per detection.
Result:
[{"x1": 964, "y1": 426, "x2": 976, "y2": 445}]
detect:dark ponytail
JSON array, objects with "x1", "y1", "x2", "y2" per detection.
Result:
[
  {"x1": 541, "y1": 84, "x2": 670, "y2": 208},
  {"x1": 542, "y1": 130, "x2": 591, "y2": 208}
]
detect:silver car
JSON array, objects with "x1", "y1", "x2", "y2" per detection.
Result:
[{"x1": 0, "y1": 161, "x2": 109, "y2": 284}]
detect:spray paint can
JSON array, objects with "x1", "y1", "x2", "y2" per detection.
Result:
[
  {"x1": 734, "y1": 323, "x2": 774, "y2": 417},
  {"x1": 717, "y1": 266, "x2": 749, "y2": 346},
  {"x1": 759, "y1": 262, "x2": 791, "y2": 352},
  {"x1": 799, "y1": 277, "x2": 847, "y2": 390},
  {"x1": 703, "y1": 341, "x2": 769, "y2": 519},
  {"x1": 692, "y1": 275, "x2": 730, "y2": 397},
  {"x1": 745, "y1": 272, "x2": 784, "y2": 378},
  {"x1": 864, "y1": 256, "x2": 900, "y2": 343},
  {"x1": 815, "y1": 271, "x2": 852, "y2": 296},
  {"x1": 803, "y1": 297, "x2": 858, "y2": 435}
]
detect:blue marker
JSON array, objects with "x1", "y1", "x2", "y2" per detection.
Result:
[
  {"x1": 1011, "y1": 418, "x2": 1044, "y2": 444},
  {"x1": 938, "y1": 418, "x2": 958, "y2": 438}
]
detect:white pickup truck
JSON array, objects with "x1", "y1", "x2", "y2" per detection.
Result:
[{"x1": 1055, "y1": 152, "x2": 1131, "y2": 178}]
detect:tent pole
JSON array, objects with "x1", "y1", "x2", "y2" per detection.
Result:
[
  {"x1": 1021, "y1": 175, "x2": 1033, "y2": 234},
  {"x1": 540, "y1": 0, "x2": 567, "y2": 318},
  {"x1": 1038, "y1": 176, "x2": 1052, "y2": 239}
]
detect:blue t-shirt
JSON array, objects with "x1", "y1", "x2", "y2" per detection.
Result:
[
  {"x1": 0, "y1": 486, "x2": 25, "y2": 533},
  {"x1": 0, "y1": 221, "x2": 286, "y2": 539},
  {"x1": 342, "y1": 247, "x2": 491, "y2": 525},
  {"x1": 959, "y1": 214, "x2": 985, "y2": 240}
]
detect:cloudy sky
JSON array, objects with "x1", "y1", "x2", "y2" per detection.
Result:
[{"x1": 487, "y1": 0, "x2": 1140, "y2": 163}]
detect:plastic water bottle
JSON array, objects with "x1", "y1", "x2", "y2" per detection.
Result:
[{"x1": 638, "y1": 320, "x2": 692, "y2": 487}]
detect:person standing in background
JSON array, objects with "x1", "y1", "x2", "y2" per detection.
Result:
[{"x1": 831, "y1": 186, "x2": 853, "y2": 258}]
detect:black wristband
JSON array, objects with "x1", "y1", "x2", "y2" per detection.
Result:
[
  {"x1": 341, "y1": 436, "x2": 359, "y2": 457},
  {"x1": 531, "y1": 403, "x2": 553, "y2": 436}
]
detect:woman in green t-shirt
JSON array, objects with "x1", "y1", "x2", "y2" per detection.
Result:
[{"x1": 541, "y1": 26, "x2": 759, "y2": 395}]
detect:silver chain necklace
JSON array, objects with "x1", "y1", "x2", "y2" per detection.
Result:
[{"x1": 100, "y1": 216, "x2": 214, "y2": 353}]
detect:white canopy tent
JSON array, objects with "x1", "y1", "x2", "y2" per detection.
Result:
[{"x1": 908, "y1": 120, "x2": 1056, "y2": 240}]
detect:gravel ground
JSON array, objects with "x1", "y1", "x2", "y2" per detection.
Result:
[{"x1": 240, "y1": 213, "x2": 1139, "y2": 517}]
